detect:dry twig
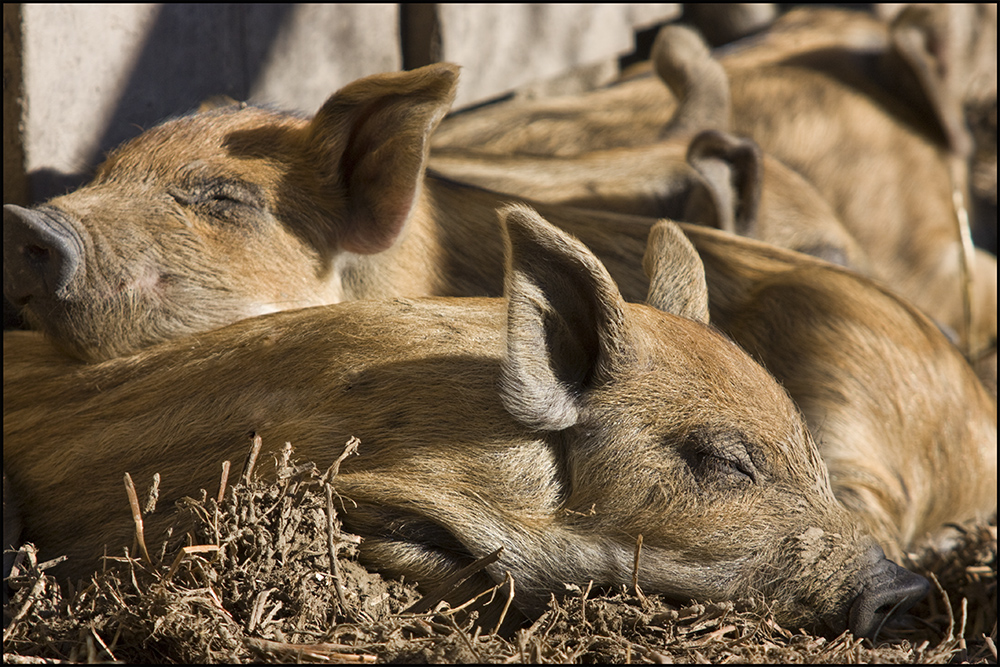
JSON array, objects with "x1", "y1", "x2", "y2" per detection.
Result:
[
  {"x1": 242, "y1": 433, "x2": 263, "y2": 485},
  {"x1": 123, "y1": 472, "x2": 152, "y2": 565},
  {"x1": 404, "y1": 547, "x2": 504, "y2": 615}
]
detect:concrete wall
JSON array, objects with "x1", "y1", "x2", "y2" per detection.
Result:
[
  {"x1": 4, "y1": 3, "x2": 679, "y2": 205},
  {"x1": 425, "y1": 4, "x2": 678, "y2": 108}
]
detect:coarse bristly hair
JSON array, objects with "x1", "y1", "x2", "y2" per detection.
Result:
[{"x1": 5, "y1": 205, "x2": 919, "y2": 640}]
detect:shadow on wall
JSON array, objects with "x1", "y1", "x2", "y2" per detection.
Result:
[{"x1": 29, "y1": 4, "x2": 295, "y2": 203}]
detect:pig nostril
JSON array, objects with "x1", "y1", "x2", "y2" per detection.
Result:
[
  {"x1": 23, "y1": 244, "x2": 52, "y2": 266},
  {"x1": 849, "y1": 562, "x2": 929, "y2": 641},
  {"x1": 5, "y1": 205, "x2": 85, "y2": 301}
]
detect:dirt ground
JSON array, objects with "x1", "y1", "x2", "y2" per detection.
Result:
[{"x1": 3, "y1": 444, "x2": 996, "y2": 665}]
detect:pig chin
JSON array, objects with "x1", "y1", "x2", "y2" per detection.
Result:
[
  {"x1": 759, "y1": 530, "x2": 929, "y2": 639},
  {"x1": 26, "y1": 282, "x2": 246, "y2": 361}
]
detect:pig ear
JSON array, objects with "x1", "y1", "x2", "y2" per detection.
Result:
[
  {"x1": 653, "y1": 24, "x2": 731, "y2": 137},
  {"x1": 305, "y1": 63, "x2": 459, "y2": 254},
  {"x1": 498, "y1": 204, "x2": 633, "y2": 431},
  {"x1": 887, "y1": 5, "x2": 973, "y2": 157},
  {"x1": 643, "y1": 220, "x2": 710, "y2": 324},
  {"x1": 197, "y1": 95, "x2": 240, "y2": 113},
  {"x1": 683, "y1": 129, "x2": 762, "y2": 238}
]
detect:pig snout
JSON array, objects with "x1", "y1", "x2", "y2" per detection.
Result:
[
  {"x1": 3, "y1": 204, "x2": 84, "y2": 306},
  {"x1": 849, "y1": 547, "x2": 930, "y2": 640}
]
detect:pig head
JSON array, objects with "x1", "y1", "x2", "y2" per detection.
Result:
[
  {"x1": 4, "y1": 205, "x2": 926, "y2": 639},
  {"x1": 673, "y1": 223, "x2": 998, "y2": 560},
  {"x1": 4, "y1": 64, "x2": 462, "y2": 361}
]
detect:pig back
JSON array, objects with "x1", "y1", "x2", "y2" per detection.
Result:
[{"x1": 3, "y1": 298, "x2": 516, "y2": 577}]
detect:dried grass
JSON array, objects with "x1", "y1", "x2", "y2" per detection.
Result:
[{"x1": 3, "y1": 441, "x2": 995, "y2": 664}]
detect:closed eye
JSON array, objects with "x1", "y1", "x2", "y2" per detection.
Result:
[
  {"x1": 203, "y1": 182, "x2": 264, "y2": 209},
  {"x1": 208, "y1": 191, "x2": 245, "y2": 205},
  {"x1": 170, "y1": 177, "x2": 264, "y2": 207},
  {"x1": 168, "y1": 178, "x2": 266, "y2": 228},
  {"x1": 679, "y1": 429, "x2": 759, "y2": 487},
  {"x1": 707, "y1": 453, "x2": 756, "y2": 483}
]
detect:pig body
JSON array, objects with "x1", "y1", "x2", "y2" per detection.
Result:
[
  {"x1": 4, "y1": 206, "x2": 927, "y2": 639},
  {"x1": 431, "y1": 9, "x2": 998, "y2": 356},
  {"x1": 429, "y1": 135, "x2": 871, "y2": 270}
]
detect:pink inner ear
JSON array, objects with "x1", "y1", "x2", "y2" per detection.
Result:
[
  {"x1": 340, "y1": 189, "x2": 416, "y2": 255},
  {"x1": 308, "y1": 67, "x2": 456, "y2": 256}
]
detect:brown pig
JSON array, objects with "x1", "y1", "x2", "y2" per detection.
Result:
[
  {"x1": 4, "y1": 205, "x2": 928, "y2": 639},
  {"x1": 429, "y1": 130, "x2": 871, "y2": 270},
  {"x1": 428, "y1": 21, "x2": 869, "y2": 269},
  {"x1": 431, "y1": 9, "x2": 999, "y2": 358},
  {"x1": 722, "y1": 12, "x2": 997, "y2": 357},
  {"x1": 3, "y1": 63, "x2": 652, "y2": 362},
  {"x1": 431, "y1": 8, "x2": 982, "y2": 156},
  {"x1": 4, "y1": 63, "x2": 464, "y2": 361}
]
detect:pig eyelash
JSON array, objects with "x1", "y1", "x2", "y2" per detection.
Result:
[
  {"x1": 708, "y1": 453, "x2": 757, "y2": 484},
  {"x1": 205, "y1": 186, "x2": 262, "y2": 208},
  {"x1": 168, "y1": 179, "x2": 265, "y2": 211},
  {"x1": 679, "y1": 450, "x2": 757, "y2": 492},
  {"x1": 680, "y1": 431, "x2": 759, "y2": 486},
  {"x1": 166, "y1": 186, "x2": 197, "y2": 206}
]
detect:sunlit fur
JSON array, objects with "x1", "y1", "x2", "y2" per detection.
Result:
[
  {"x1": 3, "y1": 52, "x2": 994, "y2": 627},
  {"x1": 684, "y1": 226, "x2": 997, "y2": 560},
  {"x1": 6, "y1": 207, "x2": 897, "y2": 636}
]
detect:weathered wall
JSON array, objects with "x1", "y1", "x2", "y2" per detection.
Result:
[
  {"x1": 3, "y1": 4, "x2": 28, "y2": 207},
  {"x1": 4, "y1": 3, "x2": 679, "y2": 204},
  {"x1": 412, "y1": 4, "x2": 678, "y2": 107}
]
